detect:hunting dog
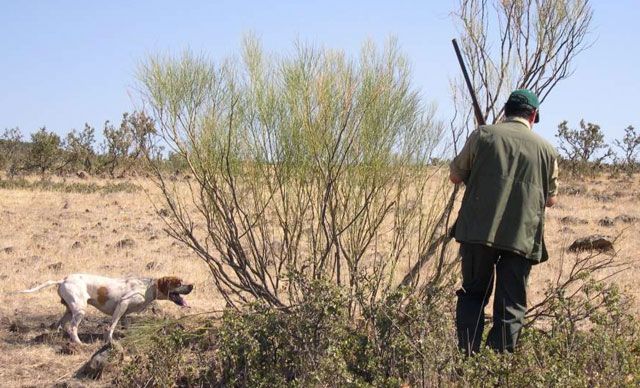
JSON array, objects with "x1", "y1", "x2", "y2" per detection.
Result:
[{"x1": 18, "y1": 274, "x2": 193, "y2": 344}]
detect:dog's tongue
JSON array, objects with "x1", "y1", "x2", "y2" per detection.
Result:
[{"x1": 170, "y1": 293, "x2": 190, "y2": 308}]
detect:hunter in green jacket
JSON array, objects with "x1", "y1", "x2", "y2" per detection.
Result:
[{"x1": 450, "y1": 89, "x2": 558, "y2": 354}]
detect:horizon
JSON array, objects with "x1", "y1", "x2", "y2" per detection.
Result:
[{"x1": 1, "y1": 1, "x2": 637, "y2": 150}]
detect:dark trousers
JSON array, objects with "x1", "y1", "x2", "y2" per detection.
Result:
[{"x1": 456, "y1": 243, "x2": 532, "y2": 354}]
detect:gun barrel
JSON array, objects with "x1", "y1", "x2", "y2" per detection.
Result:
[{"x1": 451, "y1": 39, "x2": 486, "y2": 126}]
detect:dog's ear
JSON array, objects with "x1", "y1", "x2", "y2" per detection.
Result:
[
  {"x1": 157, "y1": 276, "x2": 182, "y2": 295},
  {"x1": 157, "y1": 278, "x2": 168, "y2": 296}
]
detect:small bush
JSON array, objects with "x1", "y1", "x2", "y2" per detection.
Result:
[
  {"x1": 216, "y1": 282, "x2": 356, "y2": 386},
  {"x1": 63, "y1": 123, "x2": 96, "y2": 173},
  {"x1": 556, "y1": 120, "x2": 613, "y2": 177},
  {"x1": 613, "y1": 125, "x2": 640, "y2": 176},
  {"x1": 0, "y1": 127, "x2": 26, "y2": 176},
  {"x1": 115, "y1": 318, "x2": 218, "y2": 387},
  {"x1": 101, "y1": 111, "x2": 157, "y2": 177},
  {"x1": 27, "y1": 127, "x2": 62, "y2": 176},
  {"x1": 459, "y1": 284, "x2": 640, "y2": 387}
]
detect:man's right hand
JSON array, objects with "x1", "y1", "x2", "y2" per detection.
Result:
[
  {"x1": 449, "y1": 172, "x2": 464, "y2": 184},
  {"x1": 545, "y1": 195, "x2": 557, "y2": 207}
]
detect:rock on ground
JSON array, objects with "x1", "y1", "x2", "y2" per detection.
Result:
[
  {"x1": 598, "y1": 217, "x2": 615, "y2": 227},
  {"x1": 568, "y1": 235, "x2": 615, "y2": 253},
  {"x1": 76, "y1": 171, "x2": 90, "y2": 180},
  {"x1": 115, "y1": 238, "x2": 135, "y2": 249},
  {"x1": 74, "y1": 343, "x2": 116, "y2": 380}
]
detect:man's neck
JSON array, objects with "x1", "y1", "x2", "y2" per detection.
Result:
[{"x1": 505, "y1": 116, "x2": 532, "y2": 130}]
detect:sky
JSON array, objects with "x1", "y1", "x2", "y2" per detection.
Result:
[{"x1": 0, "y1": 1, "x2": 638, "y2": 149}]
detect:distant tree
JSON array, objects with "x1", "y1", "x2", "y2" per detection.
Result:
[
  {"x1": 63, "y1": 123, "x2": 96, "y2": 173},
  {"x1": 166, "y1": 151, "x2": 189, "y2": 172},
  {"x1": 556, "y1": 119, "x2": 613, "y2": 175},
  {"x1": 613, "y1": 125, "x2": 640, "y2": 175},
  {"x1": 127, "y1": 111, "x2": 157, "y2": 160},
  {"x1": 28, "y1": 127, "x2": 62, "y2": 177},
  {"x1": 0, "y1": 127, "x2": 24, "y2": 177},
  {"x1": 102, "y1": 116, "x2": 133, "y2": 177},
  {"x1": 101, "y1": 111, "x2": 158, "y2": 177}
]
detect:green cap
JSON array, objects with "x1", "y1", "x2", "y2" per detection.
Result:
[{"x1": 507, "y1": 89, "x2": 540, "y2": 123}]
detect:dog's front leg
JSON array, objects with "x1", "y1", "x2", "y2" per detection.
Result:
[{"x1": 107, "y1": 302, "x2": 129, "y2": 343}]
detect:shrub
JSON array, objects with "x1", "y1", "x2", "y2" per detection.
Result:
[
  {"x1": 63, "y1": 123, "x2": 96, "y2": 173},
  {"x1": 116, "y1": 318, "x2": 218, "y2": 387},
  {"x1": 101, "y1": 111, "x2": 158, "y2": 177},
  {"x1": 137, "y1": 37, "x2": 449, "y2": 316},
  {"x1": 0, "y1": 127, "x2": 25, "y2": 176},
  {"x1": 555, "y1": 120, "x2": 613, "y2": 176},
  {"x1": 217, "y1": 281, "x2": 355, "y2": 386},
  {"x1": 165, "y1": 151, "x2": 189, "y2": 173},
  {"x1": 102, "y1": 117, "x2": 133, "y2": 178},
  {"x1": 26, "y1": 127, "x2": 62, "y2": 177},
  {"x1": 613, "y1": 125, "x2": 640, "y2": 176},
  {"x1": 115, "y1": 252, "x2": 461, "y2": 386},
  {"x1": 114, "y1": 276, "x2": 640, "y2": 387},
  {"x1": 458, "y1": 283, "x2": 640, "y2": 387}
]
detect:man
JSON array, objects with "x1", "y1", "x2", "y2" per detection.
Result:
[{"x1": 449, "y1": 89, "x2": 558, "y2": 354}]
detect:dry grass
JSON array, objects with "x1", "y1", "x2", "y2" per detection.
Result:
[
  {"x1": 0, "y1": 173, "x2": 638, "y2": 386},
  {"x1": 0, "y1": 177, "x2": 222, "y2": 387},
  {"x1": 531, "y1": 174, "x2": 640, "y2": 314}
]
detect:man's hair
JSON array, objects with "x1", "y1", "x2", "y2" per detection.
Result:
[{"x1": 504, "y1": 100, "x2": 536, "y2": 119}]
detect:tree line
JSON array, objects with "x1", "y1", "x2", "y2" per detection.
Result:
[
  {"x1": 1, "y1": 113, "x2": 636, "y2": 180},
  {"x1": 0, "y1": 111, "x2": 187, "y2": 178}
]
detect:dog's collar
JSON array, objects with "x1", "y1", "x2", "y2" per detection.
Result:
[{"x1": 148, "y1": 278, "x2": 158, "y2": 299}]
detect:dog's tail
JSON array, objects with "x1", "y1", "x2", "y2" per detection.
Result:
[{"x1": 16, "y1": 280, "x2": 62, "y2": 294}]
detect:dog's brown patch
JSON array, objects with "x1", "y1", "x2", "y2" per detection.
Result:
[
  {"x1": 157, "y1": 276, "x2": 182, "y2": 296},
  {"x1": 97, "y1": 286, "x2": 109, "y2": 305}
]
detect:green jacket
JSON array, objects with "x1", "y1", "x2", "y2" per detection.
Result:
[{"x1": 450, "y1": 118, "x2": 558, "y2": 263}]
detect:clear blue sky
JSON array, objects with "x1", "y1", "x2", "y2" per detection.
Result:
[{"x1": 1, "y1": 1, "x2": 637, "y2": 147}]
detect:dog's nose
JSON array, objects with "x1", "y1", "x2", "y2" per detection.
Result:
[{"x1": 187, "y1": 284, "x2": 194, "y2": 292}]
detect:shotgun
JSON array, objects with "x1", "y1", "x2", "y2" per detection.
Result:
[
  {"x1": 452, "y1": 38, "x2": 486, "y2": 126},
  {"x1": 398, "y1": 39, "x2": 485, "y2": 288}
]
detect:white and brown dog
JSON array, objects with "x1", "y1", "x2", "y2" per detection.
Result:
[{"x1": 18, "y1": 274, "x2": 193, "y2": 344}]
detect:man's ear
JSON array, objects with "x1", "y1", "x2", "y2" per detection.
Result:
[{"x1": 530, "y1": 109, "x2": 539, "y2": 124}]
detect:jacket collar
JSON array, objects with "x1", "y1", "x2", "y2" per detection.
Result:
[{"x1": 504, "y1": 116, "x2": 532, "y2": 130}]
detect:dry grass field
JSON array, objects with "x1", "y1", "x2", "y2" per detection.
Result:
[{"x1": 1, "y1": 173, "x2": 638, "y2": 387}]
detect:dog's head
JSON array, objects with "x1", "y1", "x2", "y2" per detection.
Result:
[{"x1": 156, "y1": 276, "x2": 193, "y2": 307}]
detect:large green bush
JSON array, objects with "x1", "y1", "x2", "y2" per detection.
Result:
[
  {"x1": 115, "y1": 278, "x2": 639, "y2": 387},
  {"x1": 137, "y1": 37, "x2": 450, "y2": 317}
]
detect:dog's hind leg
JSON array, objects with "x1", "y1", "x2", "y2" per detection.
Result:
[
  {"x1": 50, "y1": 299, "x2": 72, "y2": 331},
  {"x1": 68, "y1": 307, "x2": 86, "y2": 344},
  {"x1": 51, "y1": 309, "x2": 72, "y2": 331},
  {"x1": 58, "y1": 284, "x2": 87, "y2": 344}
]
